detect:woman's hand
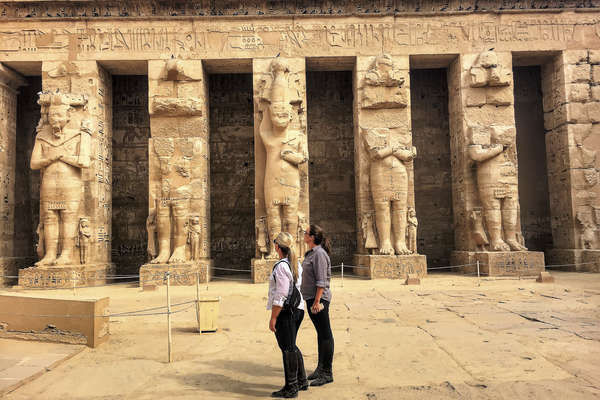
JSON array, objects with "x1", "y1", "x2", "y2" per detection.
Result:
[
  {"x1": 269, "y1": 316, "x2": 277, "y2": 332},
  {"x1": 311, "y1": 302, "x2": 324, "y2": 314}
]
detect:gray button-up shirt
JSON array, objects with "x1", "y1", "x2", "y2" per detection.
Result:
[{"x1": 300, "y1": 245, "x2": 332, "y2": 302}]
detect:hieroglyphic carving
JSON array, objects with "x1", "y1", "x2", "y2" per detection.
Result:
[
  {"x1": 467, "y1": 124, "x2": 527, "y2": 252},
  {"x1": 30, "y1": 91, "x2": 92, "y2": 266},
  {"x1": 255, "y1": 58, "x2": 308, "y2": 259}
]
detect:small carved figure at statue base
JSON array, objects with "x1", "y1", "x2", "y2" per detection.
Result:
[
  {"x1": 407, "y1": 207, "x2": 418, "y2": 254},
  {"x1": 77, "y1": 217, "x2": 91, "y2": 264},
  {"x1": 187, "y1": 215, "x2": 202, "y2": 261}
]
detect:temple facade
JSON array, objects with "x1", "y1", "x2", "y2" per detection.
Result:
[{"x1": 0, "y1": 0, "x2": 599, "y2": 287}]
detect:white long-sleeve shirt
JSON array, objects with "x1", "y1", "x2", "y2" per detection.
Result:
[{"x1": 266, "y1": 258, "x2": 305, "y2": 311}]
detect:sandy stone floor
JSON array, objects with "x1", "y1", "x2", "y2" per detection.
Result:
[{"x1": 1, "y1": 271, "x2": 599, "y2": 399}]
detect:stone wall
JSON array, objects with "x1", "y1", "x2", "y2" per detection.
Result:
[
  {"x1": 411, "y1": 69, "x2": 454, "y2": 268},
  {"x1": 209, "y1": 74, "x2": 255, "y2": 272},
  {"x1": 14, "y1": 77, "x2": 41, "y2": 258},
  {"x1": 514, "y1": 66, "x2": 553, "y2": 252},
  {"x1": 111, "y1": 76, "x2": 150, "y2": 274},
  {"x1": 307, "y1": 71, "x2": 356, "y2": 266}
]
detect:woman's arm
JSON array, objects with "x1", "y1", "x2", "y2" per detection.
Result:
[
  {"x1": 270, "y1": 305, "x2": 282, "y2": 332},
  {"x1": 270, "y1": 263, "x2": 291, "y2": 330}
]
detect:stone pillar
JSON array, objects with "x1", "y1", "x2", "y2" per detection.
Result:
[
  {"x1": 449, "y1": 51, "x2": 545, "y2": 276},
  {"x1": 352, "y1": 54, "x2": 427, "y2": 279},
  {"x1": 251, "y1": 57, "x2": 309, "y2": 283},
  {"x1": 18, "y1": 61, "x2": 115, "y2": 288},
  {"x1": 0, "y1": 64, "x2": 28, "y2": 286},
  {"x1": 544, "y1": 51, "x2": 600, "y2": 272},
  {"x1": 139, "y1": 59, "x2": 213, "y2": 286}
]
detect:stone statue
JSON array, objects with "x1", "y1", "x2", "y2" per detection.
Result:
[
  {"x1": 187, "y1": 215, "x2": 201, "y2": 261},
  {"x1": 363, "y1": 127, "x2": 416, "y2": 255},
  {"x1": 362, "y1": 54, "x2": 407, "y2": 109},
  {"x1": 150, "y1": 138, "x2": 192, "y2": 264},
  {"x1": 577, "y1": 212, "x2": 597, "y2": 250},
  {"x1": 407, "y1": 207, "x2": 418, "y2": 254},
  {"x1": 146, "y1": 210, "x2": 157, "y2": 260},
  {"x1": 30, "y1": 91, "x2": 92, "y2": 266},
  {"x1": 76, "y1": 217, "x2": 91, "y2": 264},
  {"x1": 468, "y1": 124, "x2": 527, "y2": 252},
  {"x1": 259, "y1": 58, "x2": 308, "y2": 258},
  {"x1": 361, "y1": 213, "x2": 378, "y2": 254},
  {"x1": 35, "y1": 222, "x2": 44, "y2": 259},
  {"x1": 256, "y1": 215, "x2": 268, "y2": 258},
  {"x1": 470, "y1": 207, "x2": 489, "y2": 251},
  {"x1": 469, "y1": 50, "x2": 511, "y2": 88}
]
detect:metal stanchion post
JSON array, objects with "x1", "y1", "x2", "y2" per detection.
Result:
[
  {"x1": 196, "y1": 271, "x2": 201, "y2": 333},
  {"x1": 341, "y1": 262, "x2": 344, "y2": 288},
  {"x1": 206, "y1": 263, "x2": 209, "y2": 291},
  {"x1": 476, "y1": 260, "x2": 481, "y2": 287},
  {"x1": 166, "y1": 271, "x2": 173, "y2": 363}
]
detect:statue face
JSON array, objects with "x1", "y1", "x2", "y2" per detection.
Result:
[
  {"x1": 191, "y1": 216, "x2": 200, "y2": 225},
  {"x1": 270, "y1": 102, "x2": 291, "y2": 129},
  {"x1": 80, "y1": 219, "x2": 89, "y2": 229},
  {"x1": 48, "y1": 105, "x2": 69, "y2": 136}
]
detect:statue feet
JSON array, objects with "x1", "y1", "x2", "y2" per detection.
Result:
[
  {"x1": 55, "y1": 251, "x2": 74, "y2": 265},
  {"x1": 394, "y1": 242, "x2": 412, "y2": 255},
  {"x1": 379, "y1": 242, "x2": 395, "y2": 255},
  {"x1": 151, "y1": 251, "x2": 170, "y2": 264},
  {"x1": 168, "y1": 246, "x2": 187, "y2": 264},
  {"x1": 506, "y1": 239, "x2": 527, "y2": 251},
  {"x1": 490, "y1": 239, "x2": 511, "y2": 252},
  {"x1": 35, "y1": 255, "x2": 56, "y2": 266}
]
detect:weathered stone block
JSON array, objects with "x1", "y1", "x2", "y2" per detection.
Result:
[
  {"x1": 0, "y1": 295, "x2": 109, "y2": 347},
  {"x1": 589, "y1": 50, "x2": 600, "y2": 65},
  {"x1": 591, "y1": 86, "x2": 600, "y2": 101},
  {"x1": 536, "y1": 271, "x2": 554, "y2": 283},
  {"x1": 566, "y1": 64, "x2": 591, "y2": 83},
  {"x1": 593, "y1": 65, "x2": 600, "y2": 83},
  {"x1": 564, "y1": 50, "x2": 589, "y2": 65},
  {"x1": 586, "y1": 102, "x2": 600, "y2": 123},
  {"x1": 251, "y1": 257, "x2": 276, "y2": 283},
  {"x1": 581, "y1": 250, "x2": 600, "y2": 272},
  {"x1": 18, "y1": 264, "x2": 115, "y2": 289},
  {"x1": 353, "y1": 254, "x2": 427, "y2": 279},
  {"x1": 452, "y1": 251, "x2": 544, "y2": 276},
  {"x1": 139, "y1": 260, "x2": 211, "y2": 287},
  {"x1": 465, "y1": 89, "x2": 487, "y2": 107},
  {"x1": 568, "y1": 83, "x2": 590, "y2": 102},
  {"x1": 0, "y1": 257, "x2": 34, "y2": 286},
  {"x1": 405, "y1": 273, "x2": 420, "y2": 285},
  {"x1": 486, "y1": 86, "x2": 513, "y2": 106},
  {"x1": 469, "y1": 67, "x2": 487, "y2": 87},
  {"x1": 567, "y1": 102, "x2": 590, "y2": 123}
]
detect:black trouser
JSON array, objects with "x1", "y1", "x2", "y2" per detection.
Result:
[
  {"x1": 306, "y1": 298, "x2": 334, "y2": 374},
  {"x1": 275, "y1": 309, "x2": 297, "y2": 352}
]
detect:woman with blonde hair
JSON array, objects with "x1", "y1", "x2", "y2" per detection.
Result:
[{"x1": 267, "y1": 232, "x2": 307, "y2": 398}]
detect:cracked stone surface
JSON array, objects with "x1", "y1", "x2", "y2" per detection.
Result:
[{"x1": 1, "y1": 271, "x2": 599, "y2": 399}]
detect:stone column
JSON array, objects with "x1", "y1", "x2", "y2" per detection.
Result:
[
  {"x1": 0, "y1": 64, "x2": 27, "y2": 286},
  {"x1": 18, "y1": 61, "x2": 115, "y2": 288},
  {"x1": 544, "y1": 51, "x2": 600, "y2": 272},
  {"x1": 251, "y1": 57, "x2": 309, "y2": 283},
  {"x1": 449, "y1": 51, "x2": 545, "y2": 276},
  {"x1": 140, "y1": 59, "x2": 212, "y2": 286},
  {"x1": 352, "y1": 54, "x2": 427, "y2": 279}
]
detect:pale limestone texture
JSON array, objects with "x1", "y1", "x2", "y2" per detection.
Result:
[
  {"x1": 0, "y1": 2, "x2": 598, "y2": 286},
  {"x1": 353, "y1": 54, "x2": 427, "y2": 278},
  {"x1": 251, "y1": 57, "x2": 309, "y2": 282},
  {"x1": 139, "y1": 59, "x2": 212, "y2": 286}
]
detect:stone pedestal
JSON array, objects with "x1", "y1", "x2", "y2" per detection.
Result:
[
  {"x1": 353, "y1": 254, "x2": 427, "y2": 279},
  {"x1": 139, "y1": 260, "x2": 212, "y2": 287},
  {"x1": 546, "y1": 249, "x2": 600, "y2": 272},
  {"x1": 17, "y1": 263, "x2": 115, "y2": 289},
  {"x1": 452, "y1": 251, "x2": 544, "y2": 276},
  {"x1": 251, "y1": 257, "x2": 277, "y2": 283},
  {"x1": 0, "y1": 257, "x2": 34, "y2": 286}
]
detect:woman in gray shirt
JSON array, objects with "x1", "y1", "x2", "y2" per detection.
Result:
[{"x1": 300, "y1": 224, "x2": 334, "y2": 387}]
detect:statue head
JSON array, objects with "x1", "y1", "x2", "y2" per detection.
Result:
[
  {"x1": 269, "y1": 101, "x2": 293, "y2": 129},
  {"x1": 374, "y1": 54, "x2": 394, "y2": 74},
  {"x1": 408, "y1": 207, "x2": 416, "y2": 217},
  {"x1": 490, "y1": 126, "x2": 515, "y2": 146},
  {"x1": 48, "y1": 103, "x2": 70, "y2": 138},
  {"x1": 79, "y1": 217, "x2": 89, "y2": 230},
  {"x1": 468, "y1": 125, "x2": 491, "y2": 146},
  {"x1": 190, "y1": 215, "x2": 200, "y2": 226}
]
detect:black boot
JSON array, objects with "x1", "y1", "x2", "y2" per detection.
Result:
[
  {"x1": 310, "y1": 339, "x2": 333, "y2": 387},
  {"x1": 271, "y1": 351, "x2": 299, "y2": 398},
  {"x1": 296, "y1": 348, "x2": 308, "y2": 391},
  {"x1": 307, "y1": 344, "x2": 323, "y2": 380}
]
